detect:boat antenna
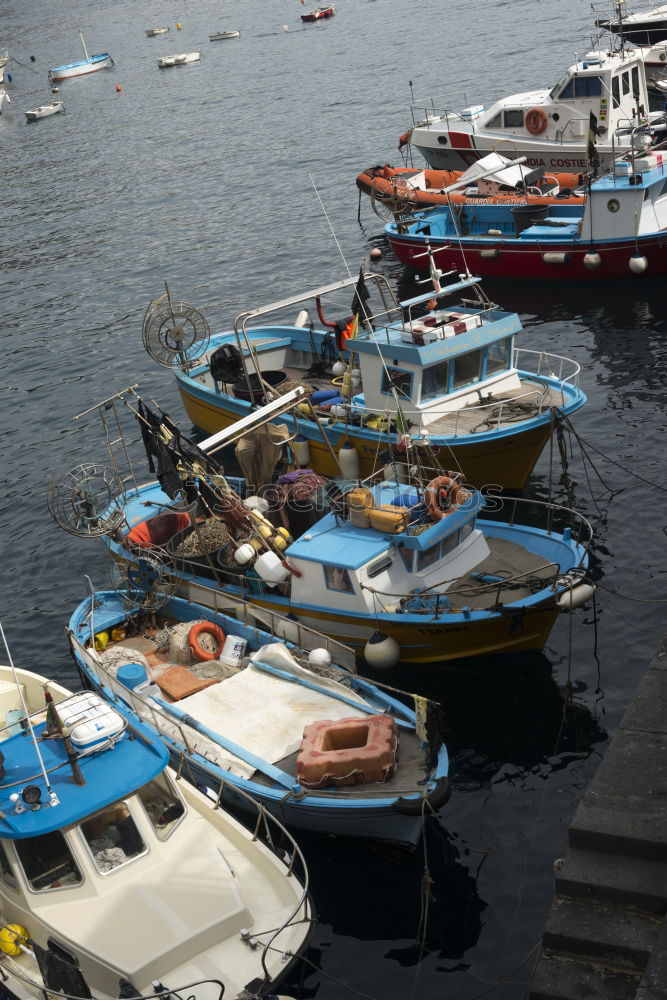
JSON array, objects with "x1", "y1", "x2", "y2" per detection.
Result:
[
  {"x1": 84, "y1": 575, "x2": 97, "y2": 651},
  {"x1": 0, "y1": 623, "x2": 60, "y2": 807},
  {"x1": 79, "y1": 31, "x2": 91, "y2": 63},
  {"x1": 308, "y1": 173, "x2": 353, "y2": 278}
]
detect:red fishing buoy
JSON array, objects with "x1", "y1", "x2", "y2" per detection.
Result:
[{"x1": 115, "y1": 83, "x2": 122, "y2": 92}]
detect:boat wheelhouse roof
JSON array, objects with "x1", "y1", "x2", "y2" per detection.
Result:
[
  {"x1": 285, "y1": 481, "x2": 484, "y2": 568},
  {"x1": 0, "y1": 714, "x2": 167, "y2": 839}
]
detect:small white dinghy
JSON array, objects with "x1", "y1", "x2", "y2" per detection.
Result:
[
  {"x1": 146, "y1": 26, "x2": 170, "y2": 37},
  {"x1": 0, "y1": 89, "x2": 9, "y2": 115},
  {"x1": 209, "y1": 30, "x2": 241, "y2": 40},
  {"x1": 157, "y1": 51, "x2": 200, "y2": 68},
  {"x1": 25, "y1": 100, "x2": 65, "y2": 122}
]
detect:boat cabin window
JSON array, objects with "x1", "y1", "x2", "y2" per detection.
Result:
[
  {"x1": 484, "y1": 337, "x2": 512, "y2": 377},
  {"x1": 381, "y1": 367, "x2": 412, "y2": 398},
  {"x1": 0, "y1": 842, "x2": 17, "y2": 890},
  {"x1": 622, "y1": 71, "x2": 630, "y2": 96},
  {"x1": 15, "y1": 831, "x2": 83, "y2": 892},
  {"x1": 558, "y1": 76, "x2": 602, "y2": 99},
  {"x1": 80, "y1": 801, "x2": 146, "y2": 874},
  {"x1": 324, "y1": 566, "x2": 355, "y2": 593},
  {"x1": 486, "y1": 112, "x2": 502, "y2": 128},
  {"x1": 137, "y1": 773, "x2": 185, "y2": 841},
  {"x1": 632, "y1": 67, "x2": 640, "y2": 97},
  {"x1": 398, "y1": 547, "x2": 414, "y2": 573},
  {"x1": 504, "y1": 109, "x2": 524, "y2": 128},
  {"x1": 422, "y1": 360, "x2": 450, "y2": 400},
  {"x1": 417, "y1": 529, "x2": 462, "y2": 572},
  {"x1": 452, "y1": 349, "x2": 482, "y2": 390},
  {"x1": 612, "y1": 76, "x2": 620, "y2": 109}
]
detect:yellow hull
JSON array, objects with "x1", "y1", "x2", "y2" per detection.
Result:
[{"x1": 178, "y1": 386, "x2": 552, "y2": 490}]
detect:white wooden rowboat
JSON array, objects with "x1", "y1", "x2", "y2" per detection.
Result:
[
  {"x1": 145, "y1": 27, "x2": 170, "y2": 37},
  {"x1": 25, "y1": 101, "x2": 65, "y2": 121},
  {"x1": 157, "y1": 51, "x2": 201, "y2": 68},
  {"x1": 209, "y1": 30, "x2": 241, "y2": 40}
]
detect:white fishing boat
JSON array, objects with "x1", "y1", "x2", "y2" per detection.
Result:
[
  {"x1": 405, "y1": 47, "x2": 665, "y2": 172},
  {"x1": 0, "y1": 89, "x2": 9, "y2": 114},
  {"x1": 145, "y1": 27, "x2": 170, "y2": 37},
  {"x1": 25, "y1": 101, "x2": 65, "y2": 122},
  {"x1": 157, "y1": 51, "x2": 201, "y2": 68},
  {"x1": 48, "y1": 33, "x2": 113, "y2": 83},
  {"x1": 209, "y1": 30, "x2": 241, "y2": 41},
  {"x1": 0, "y1": 633, "x2": 314, "y2": 1000}
]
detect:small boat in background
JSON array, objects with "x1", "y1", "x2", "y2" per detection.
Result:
[
  {"x1": 597, "y1": 0, "x2": 667, "y2": 45},
  {"x1": 301, "y1": 6, "x2": 335, "y2": 22},
  {"x1": 25, "y1": 100, "x2": 65, "y2": 122},
  {"x1": 0, "y1": 89, "x2": 9, "y2": 114},
  {"x1": 157, "y1": 51, "x2": 201, "y2": 68},
  {"x1": 209, "y1": 30, "x2": 241, "y2": 41},
  {"x1": 48, "y1": 32, "x2": 113, "y2": 82},
  {"x1": 145, "y1": 26, "x2": 170, "y2": 37},
  {"x1": 0, "y1": 54, "x2": 10, "y2": 85}
]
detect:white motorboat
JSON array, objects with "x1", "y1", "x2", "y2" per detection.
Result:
[
  {"x1": 157, "y1": 51, "x2": 201, "y2": 68},
  {"x1": 209, "y1": 31, "x2": 241, "y2": 41},
  {"x1": 597, "y1": 0, "x2": 667, "y2": 45},
  {"x1": 0, "y1": 649, "x2": 313, "y2": 1000},
  {"x1": 25, "y1": 101, "x2": 65, "y2": 122},
  {"x1": 145, "y1": 27, "x2": 170, "y2": 37},
  {"x1": 48, "y1": 32, "x2": 113, "y2": 82},
  {"x1": 405, "y1": 47, "x2": 664, "y2": 172}
]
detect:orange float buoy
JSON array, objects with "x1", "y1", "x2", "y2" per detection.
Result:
[{"x1": 115, "y1": 83, "x2": 122, "y2": 92}]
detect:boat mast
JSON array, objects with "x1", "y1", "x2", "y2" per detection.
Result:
[{"x1": 79, "y1": 32, "x2": 91, "y2": 63}]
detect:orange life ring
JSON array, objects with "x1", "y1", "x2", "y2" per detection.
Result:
[
  {"x1": 425, "y1": 476, "x2": 463, "y2": 521},
  {"x1": 525, "y1": 108, "x2": 548, "y2": 136},
  {"x1": 188, "y1": 621, "x2": 225, "y2": 661}
]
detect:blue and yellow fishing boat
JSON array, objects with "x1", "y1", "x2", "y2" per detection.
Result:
[{"x1": 141, "y1": 271, "x2": 586, "y2": 489}]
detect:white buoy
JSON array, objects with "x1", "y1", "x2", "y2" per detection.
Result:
[
  {"x1": 308, "y1": 647, "x2": 332, "y2": 668},
  {"x1": 338, "y1": 439, "x2": 360, "y2": 479},
  {"x1": 294, "y1": 309, "x2": 309, "y2": 328},
  {"x1": 370, "y1": 247, "x2": 382, "y2": 260},
  {"x1": 283, "y1": 24, "x2": 289, "y2": 31},
  {"x1": 364, "y1": 631, "x2": 400, "y2": 669},
  {"x1": 557, "y1": 582, "x2": 596, "y2": 610},
  {"x1": 234, "y1": 543, "x2": 256, "y2": 565},
  {"x1": 583, "y1": 253, "x2": 602, "y2": 270},
  {"x1": 293, "y1": 433, "x2": 311, "y2": 466},
  {"x1": 629, "y1": 254, "x2": 648, "y2": 274},
  {"x1": 332, "y1": 360, "x2": 346, "y2": 377}
]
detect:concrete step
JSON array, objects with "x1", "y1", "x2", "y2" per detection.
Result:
[
  {"x1": 542, "y1": 897, "x2": 662, "y2": 974},
  {"x1": 529, "y1": 952, "x2": 640, "y2": 1000},
  {"x1": 556, "y1": 849, "x2": 667, "y2": 914}
]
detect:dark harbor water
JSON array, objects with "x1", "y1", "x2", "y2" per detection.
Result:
[{"x1": 2, "y1": 0, "x2": 666, "y2": 997}]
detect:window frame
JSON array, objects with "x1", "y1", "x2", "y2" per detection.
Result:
[
  {"x1": 323, "y1": 565, "x2": 356, "y2": 594},
  {"x1": 380, "y1": 367, "x2": 413, "y2": 398},
  {"x1": 452, "y1": 349, "x2": 483, "y2": 390},
  {"x1": 136, "y1": 774, "x2": 187, "y2": 842},
  {"x1": 14, "y1": 830, "x2": 84, "y2": 894},
  {"x1": 79, "y1": 800, "x2": 148, "y2": 878}
]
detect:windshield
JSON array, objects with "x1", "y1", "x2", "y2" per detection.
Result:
[{"x1": 549, "y1": 73, "x2": 570, "y2": 100}]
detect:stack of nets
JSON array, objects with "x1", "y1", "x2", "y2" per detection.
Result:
[
  {"x1": 173, "y1": 518, "x2": 233, "y2": 558},
  {"x1": 272, "y1": 378, "x2": 314, "y2": 397}
]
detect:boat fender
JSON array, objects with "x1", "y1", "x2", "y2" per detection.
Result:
[
  {"x1": 338, "y1": 439, "x2": 360, "y2": 479},
  {"x1": 425, "y1": 476, "x2": 462, "y2": 520},
  {"x1": 0, "y1": 925, "x2": 29, "y2": 957},
  {"x1": 525, "y1": 108, "x2": 548, "y2": 135},
  {"x1": 293, "y1": 433, "x2": 311, "y2": 466},
  {"x1": 557, "y1": 582, "x2": 595, "y2": 611},
  {"x1": 364, "y1": 631, "x2": 400, "y2": 670},
  {"x1": 392, "y1": 776, "x2": 452, "y2": 815},
  {"x1": 583, "y1": 253, "x2": 602, "y2": 270},
  {"x1": 629, "y1": 254, "x2": 648, "y2": 274},
  {"x1": 188, "y1": 621, "x2": 225, "y2": 661},
  {"x1": 542, "y1": 252, "x2": 571, "y2": 265}
]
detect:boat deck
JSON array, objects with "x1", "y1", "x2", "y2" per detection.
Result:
[
  {"x1": 253, "y1": 728, "x2": 431, "y2": 798},
  {"x1": 425, "y1": 379, "x2": 565, "y2": 435},
  {"x1": 444, "y1": 536, "x2": 558, "y2": 609}
]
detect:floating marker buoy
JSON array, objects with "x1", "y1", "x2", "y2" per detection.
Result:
[
  {"x1": 283, "y1": 24, "x2": 289, "y2": 31},
  {"x1": 51, "y1": 86, "x2": 59, "y2": 94},
  {"x1": 6, "y1": 72, "x2": 12, "y2": 82},
  {"x1": 115, "y1": 83, "x2": 122, "y2": 92},
  {"x1": 30, "y1": 55, "x2": 36, "y2": 63},
  {"x1": 364, "y1": 631, "x2": 400, "y2": 670},
  {"x1": 370, "y1": 247, "x2": 382, "y2": 259},
  {"x1": 308, "y1": 647, "x2": 332, "y2": 668},
  {"x1": 338, "y1": 440, "x2": 360, "y2": 479},
  {"x1": 293, "y1": 433, "x2": 311, "y2": 466},
  {"x1": 583, "y1": 252, "x2": 601, "y2": 270},
  {"x1": 176, "y1": 22, "x2": 182, "y2": 30},
  {"x1": 629, "y1": 253, "x2": 648, "y2": 274},
  {"x1": 0, "y1": 925, "x2": 28, "y2": 957}
]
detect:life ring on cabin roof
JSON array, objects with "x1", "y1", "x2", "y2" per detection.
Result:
[
  {"x1": 188, "y1": 622, "x2": 225, "y2": 661},
  {"x1": 525, "y1": 108, "x2": 548, "y2": 136},
  {"x1": 425, "y1": 476, "x2": 463, "y2": 521}
]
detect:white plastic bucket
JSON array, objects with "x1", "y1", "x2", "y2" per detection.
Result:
[
  {"x1": 255, "y1": 550, "x2": 290, "y2": 585},
  {"x1": 220, "y1": 634, "x2": 248, "y2": 666}
]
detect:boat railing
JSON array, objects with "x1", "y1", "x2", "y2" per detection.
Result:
[
  {"x1": 408, "y1": 102, "x2": 473, "y2": 129},
  {"x1": 480, "y1": 492, "x2": 594, "y2": 556},
  {"x1": 513, "y1": 348, "x2": 581, "y2": 388},
  {"x1": 67, "y1": 632, "x2": 313, "y2": 985},
  {"x1": 0, "y1": 965, "x2": 227, "y2": 1000}
]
